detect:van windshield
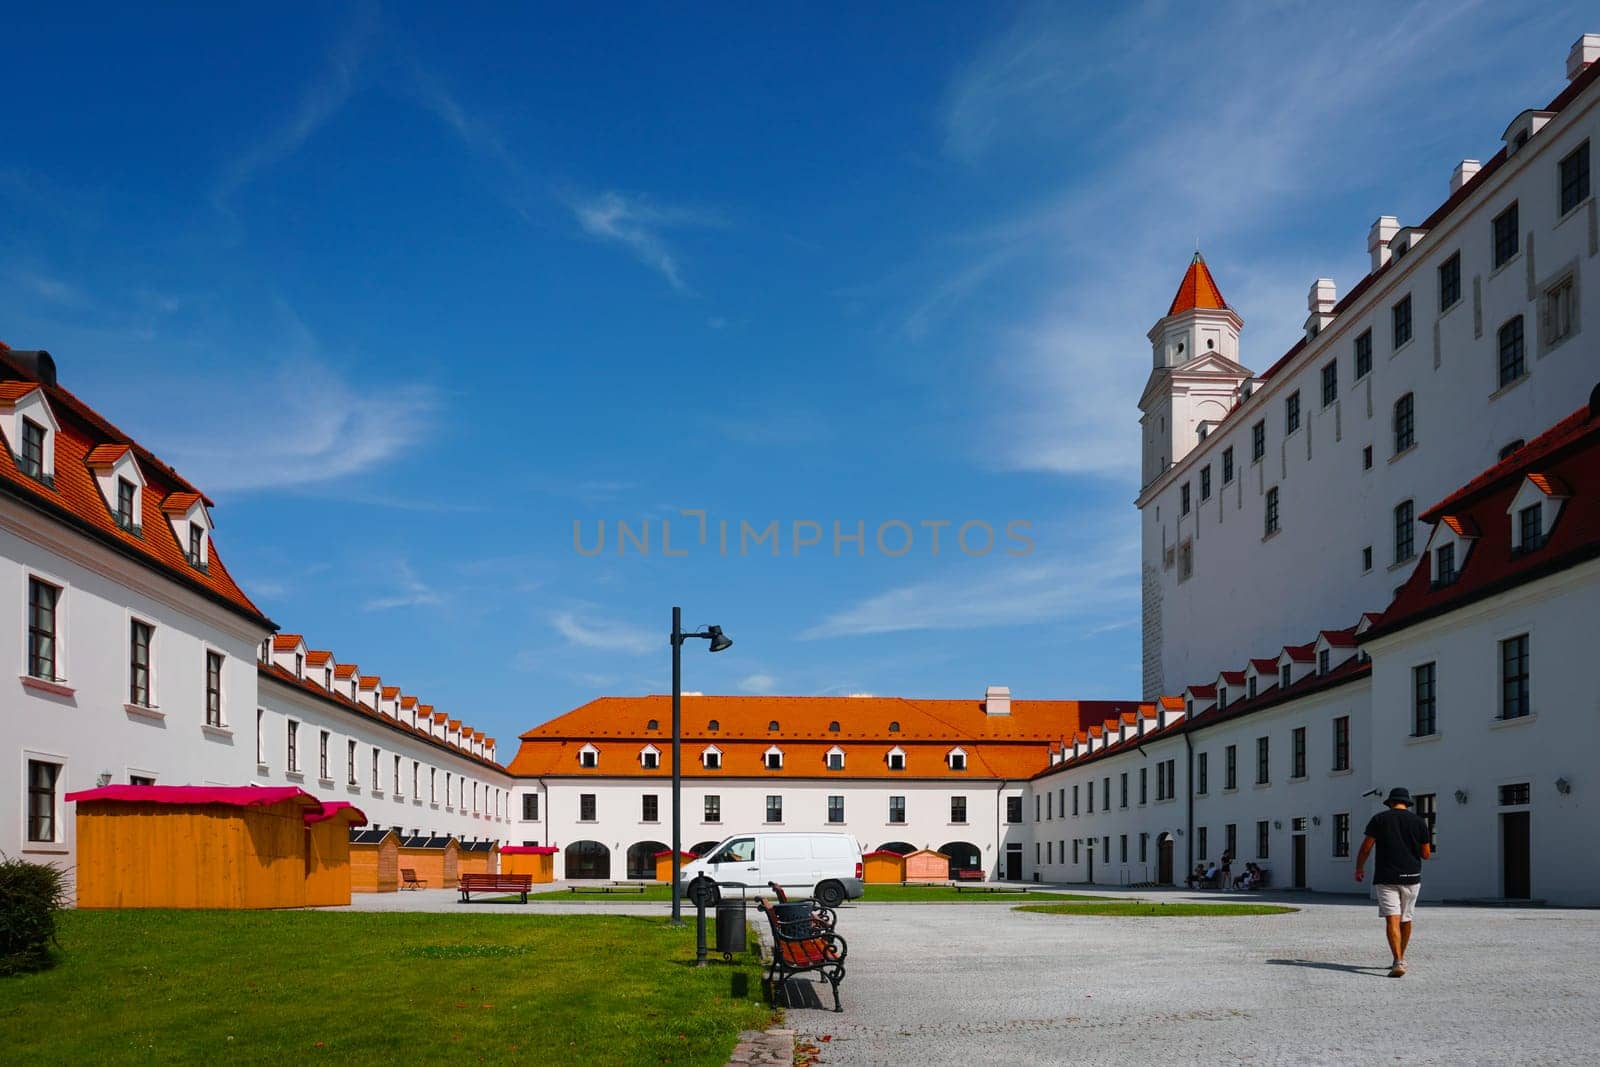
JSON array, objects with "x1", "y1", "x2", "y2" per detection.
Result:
[{"x1": 710, "y1": 838, "x2": 754, "y2": 864}]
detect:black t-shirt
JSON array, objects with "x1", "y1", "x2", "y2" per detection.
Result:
[{"x1": 1364, "y1": 807, "x2": 1431, "y2": 884}]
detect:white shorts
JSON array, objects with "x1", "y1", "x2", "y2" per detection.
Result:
[{"x1": 1376, "y1": 883, "x2": 1420, "y2": 921}]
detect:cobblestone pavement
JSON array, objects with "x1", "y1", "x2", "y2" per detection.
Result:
[{"x1": 788, "y1": 889, "x2": 1600, "y2": 1066}]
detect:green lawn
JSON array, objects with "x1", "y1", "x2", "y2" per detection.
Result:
[
  {"x1": 0, "y1": 910, "x2": 772, "y2": 1065},
  {"x1": 858, "y1": 885, "x2": 1117, "y2": 904},
  {"x1": 529, "y1": 884, "x2": 675, "y2": 902},
  {"x1": 1016, "y1": 901, "x2": 1299, "y2": 917}
]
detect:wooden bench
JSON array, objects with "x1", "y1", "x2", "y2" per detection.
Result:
[
  {"x1": 766, "y1": 882, "x2": 836, "y2": 931},
  {"x1": 400, "y1": 868, "x2": 428, "y2": 891},
  {"x1": 953, "y1": 868, "x2": 986, "y2": 881},
  {"x1": 458, "y1": 873, "x2": 534, "y2": 903},
  {"x1": 756, "y1": 899, "x2": 847, "y2": 1012}
]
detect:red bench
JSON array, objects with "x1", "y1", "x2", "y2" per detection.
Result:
[
  {"x1": 458, "y1": 873, "x2": 534, "y2": 903},
  {"x1": 954, "y1": 868, "x2": 986, "y2": 881},
  {"x1": 756, "y1": 899, "x2": 847, "y2": 1012}
]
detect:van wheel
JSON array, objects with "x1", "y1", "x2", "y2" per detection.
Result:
[{"x1": 815, "y1": 880, "x2": 845, "y2": 908}]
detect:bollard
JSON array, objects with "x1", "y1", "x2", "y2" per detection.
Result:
[{"x1": 695, "y1": 894, "x2": 708, "y2": 967}]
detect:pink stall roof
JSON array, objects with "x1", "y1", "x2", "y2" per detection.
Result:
[
  {"x1": 65, "y1": 785, "x2": 321, "y2": 810},
  {"x1": 862, "y1": 850, "x2": 907, "y2": 859},
  {"x1": 652, "y1": 849, "x2": 698, "y2": 859},
  {"x1": 304, "y1": 801, "x2": 369, "y2": 827},
  {"x1": 499, "y1": 845, "x2": 559, "y2": 855}
]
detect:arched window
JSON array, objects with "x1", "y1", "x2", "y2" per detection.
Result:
[
  {"x1": 888, "y1": 721, "x2": 900, "y2": 733},
  {"x1": 828, "y1": 721, "x2": 840, "y2": 732},
  {"x1": 646, "y1": 719, "x2": 659, "y2": 731},
  {"x1": 707, "y1": 720, "x2": 719, "y2": 732},
  {"x1": 768, "y1": 720, "x2": 779, "y2": 732}
]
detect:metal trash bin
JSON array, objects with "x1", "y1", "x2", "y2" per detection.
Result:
[{"x1": 715, "y1": 899, "x2": 747, "y2": 959}]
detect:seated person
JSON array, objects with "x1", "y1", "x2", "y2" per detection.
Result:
[
  {"x1": 1233, "y1": 863, "x2": 1254, "y2": 890},
  {"x1": 1202, "y1": 861, "x2": 1218, "y2": 887},
  {"x1": 1185, "y1": 863, "x2": 1206, "y2": 889}
]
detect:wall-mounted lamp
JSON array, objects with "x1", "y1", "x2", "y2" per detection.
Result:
[
  {"x1": 1273, "y1": 820, "x2": 1283, "y2": 830},
  {"x1": 1454, "y1": 789, "x2": 1469, "y2": 805},
  {"x1": 1555, "y1": 777, "x2": 1572, "y2": 795},
  {"x1": 96, "y1": 771, "x2": 113, "y2": 787},
  {"x1": 1311, "y1": 816, "x2": 1322, "y2": 826}
]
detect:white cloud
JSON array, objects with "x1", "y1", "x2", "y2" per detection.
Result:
[
  {"x1": 570, "y1": 191, "x2": 720, "y2": 292},
  {"x1": 739, "y1": 673, "x2": 778, "y2": 694},
  {"x1": 363, "y1": 560, "x2": 443, "y2": 612},
  {"x1": 550, "y1": 609, "x2": 658, "y2": 656}
]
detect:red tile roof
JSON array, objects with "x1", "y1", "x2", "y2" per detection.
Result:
[
  {"x1": 83, "y1": 443, "x2": 132, "y2": 468},
  {"x1": 1319, "y1": 628, "x2": 1357, "y2": 648},
  {"x1": 272, "y1": 634, "x2": 305, "y2": 652},
  {"x1": 1425, "y1": 407, "x2": 1592, "y2": 520},
  {"x1": 305, "y1": 650, "x2": 332, "y2": 666},
  {"x1": 1249, "y1": 658, "x2": 1280, "y2": 673},
  {"x1": 0, "y1": 351, "x2": 268, "y2": 627},
  {"x1": 334, "y1": 664, "x2": 359, "y2": 679},
  {"x1": 1282, "y1": 643, "x2": 1316, "y2": 663},
  {"x1": 159, "y1": 491, "x2": 203, "y2": 515},
  {"x1": 1166, "y1": 252, "x2": 1228, "y2": 316}
]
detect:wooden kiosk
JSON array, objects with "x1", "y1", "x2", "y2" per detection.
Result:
[
  {"x1": 349, "y1": 827, "x2": 401, "y2": 893},
  {"x1": 398, "y1": 834, "x2": 460, "y2": 889},
  {"x1": 862, "y1": 850, "x2": 906, "y2": 883},
  {"x1": 499, "y1": 845, "x2": 557, "y2": 883},
  {"x1": 458, "y1": 840, "x2": 500, "y2": 877},
  {"x1": 303, "y1": 801, "x2": 369, "y2": 907}
]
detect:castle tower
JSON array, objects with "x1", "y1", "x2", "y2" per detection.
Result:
[{"x1": 1137, "y1": 253, "x2": 1251, "y2": 488}]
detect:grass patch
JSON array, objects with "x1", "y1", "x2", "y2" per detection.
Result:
[
  {"x1": 528, "y1": 884, "x2": 675, "y2": 902},
  {"x1": 1016, "y1": 901, "x2": 1299, "y2": 917},
  {"x1": 0, "y1": 910, "x2": 771, "y2": 1065},
  {"x1": 859, "y1": 885, "x2": 1118, "y2": 904}
]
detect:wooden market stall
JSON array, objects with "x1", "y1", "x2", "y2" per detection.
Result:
[
  {"x1": 457, "y1": 840, "x2": 500, "y2": 877},
  {"x1": 65, "y1": 784, "x2": 323, "y2": 909},
  {"x1": 499, "y1": 845, "x2": 557, "y2": 883},
  {"x1": 398, "y1": 834, "x2": 460, "y2": 889},
  {"x1": 303, "y1": 801, "x2": 368, "y2": 907},
  {"x1": 904, "y1": 849, "x2": 951, "y2": 882},
  {"x1": 862, "y1": 850, "x2": 906, "y2": 884},
  {"x1": 349, "y1": 827, "x2": 400, "y2": 893},
  {"x1": 653, "y1": 849, "x2": 697, "y2": 883}
]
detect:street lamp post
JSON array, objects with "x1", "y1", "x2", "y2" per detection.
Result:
[{"x1": 669, "y1": 606, "x2": 732, "y2": 925}]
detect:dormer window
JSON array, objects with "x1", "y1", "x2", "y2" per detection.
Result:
[
  {"x1": 115, "y1": 477, "x2": 137, "y2": 531},
  {"x1": 1433, "y1": 543, "x2": 1458, "y2": 587},
  {"x1": 349, "y1": 680, "x2": 358, "y2": 700},
  {"x1": 1516, "y1": 505, "x2": 1544, "y2": 554},
  {"x1": 1247, "y1": 675, "x2": 1257, "y2": 699},
  {"x1": 19, "y1": 418, "x2": 47, "y2": 483},
  {"x1": 702, "y1": 747, "x2": 722, "y2": 770},
  {"x1": 324, "y1": 667, "x2": 333, "y2": 689},
  {"x1": 640, "y1": 745, "x2": 660, "y2": 769},
  {"x1": 707, "y1": 720, "x2": 719, "y2": 733},
  {"x1": 187, "y1": 523, "x2": 205, "y2": 569},
  {"x1": 828, "y1": 721, "x2": 840, "y2": 732},
  {"x1": 579, "y1": 744, "x2": 598, "y2": 769},
  {"x1": 826, "y1": 746, "x2": 845, "y2": 771},
  {"x1": 768, "y1": 720, "x2": 779, "y2": 732},
  {"x1": 1508, "y1": 474, "x2": 1568, "y2": 555},
  {"x1": 1217, "y1": 687, "x2": 1228, "y2": 710},
  {"x1": 764, "y1": 746, "x2": 783, "y2": 770},
  {"x1": 1318, "y1": 649, "x2": 1330, "y2": 675},
  {"x1": 646, "y1": 719, "x2": 659, "y2": 731},
  {"x1": 294, "y1": 653, "x2": 304, "y2": 679},
  {"x1": 888, "y1": 721, "x2": 900, "y2": 733},
  {"x1": 1280, "y1": 664, "x2": 1292, "y2": 689},
  {"x1": 947, "y1": 748, "x2": 967, "y2": 772},
  {"x1": 887, "y1": 747, "x2": 906, "y2": 771}
]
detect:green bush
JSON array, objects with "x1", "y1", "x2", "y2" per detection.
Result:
[{"x1": 0, "y1": 857, "x2": 67, "y2": 976}]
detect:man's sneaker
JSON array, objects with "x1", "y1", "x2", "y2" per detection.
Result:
[{"x1": 1389, "y1": 961, "x2": 1407, "y2": 978}]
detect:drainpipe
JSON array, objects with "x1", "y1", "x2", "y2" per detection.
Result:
[
  {"x1": 995, "y1": 779, "x2": 1007, "y2": 879},
  {"x1": 538, "y1": 777, "x2": 549, "y2": 847},
  {"x1": 1183, "y1": 732, "x2": 1194, "y2": 880}
]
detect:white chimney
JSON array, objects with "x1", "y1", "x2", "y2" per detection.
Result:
[
  {"x1": 1305, "y1": 277, "x2": 1337, "y2": 339},
  {"x1": 1450, "y1": 160, "x2": 1481, "y2": 194},
  {"x1": 1568, "y1": 33, "x2": 1600, "y2": 80},
  {"x1": 984, "y1": 684, "x2": 1011, "y2": 716},
  {"x1": 1368, "y1": 216, "x2": 1400, "y2": 271}
]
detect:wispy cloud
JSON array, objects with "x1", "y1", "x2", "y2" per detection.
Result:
[
  {"x1": 364, "y1": 560, "x2": 443, "y2": 611},
  {"x1": 569, "y1": 191, "x2": 720, "y2": 292},
  {"x1": 550, "y1": 608, "x2": 658, "y2": 656},
  {"x1": 739, "y1": 672, "x2": 778, "y2": 694}
]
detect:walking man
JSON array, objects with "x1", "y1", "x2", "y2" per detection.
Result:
[{"x1": 1355, "y1": 787, "x2": 1432, "y2": 976}]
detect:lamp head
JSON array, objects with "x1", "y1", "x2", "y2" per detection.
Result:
[{"x1": 706, "y1": 625, "x2": 732, "y2": 653}]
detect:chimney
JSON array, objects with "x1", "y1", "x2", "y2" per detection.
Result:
[
  {"x1": 1305, "y1": 277, "x2": 1337, "y2": 339},
  {"x1": 1569, "y1": 33, "x2": 1600, "y2": 80},
  {"x1": 1367, "y1": 216, "x2": 1400, "y2": 271},
  {"x1": 983, "y1": 684, "x2": 1011, "y2": 716},
  {"x1": 6, "y1": 349, "x2": 57, "y2": 387},
  {"x1": 1450, "y1": 160, "x2": 1481, "y2": 194}
]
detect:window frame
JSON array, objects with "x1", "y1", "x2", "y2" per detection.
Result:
[
  {"x1": 1251, "y1": 421, "x2": 1265, "y2": 462},
  {"x1": 950, "y1": 795, "x2": 968, "y2": 824},
  {"x1": 766, "y1": 794, "x2": 783, "y2": 823},
  {"x1": 1354, "y1": 329, "x2": 1372, "y2": 379},
  {"x1": 1412, "y1": 662, "x2": 1437, "y2": 737},
  {"x1": 1498, "y1": 316, "x2": 1526, "y2": 388},
  {"x1": 1264, "y1": 486, "x2": 1279, "y2": 537},
  {"x1": 204, "y1": 650, "x2": 225, "y2": 727},
  {"x1": 26, "y1": 576, "x2": 61, "y2": 682},
  {"x1": 1284, "y1": 390, "x2": 1301, "y2": 435},
  {"x1": 1333, "y1": 715, "x2": 1350, "y2": 772},
  {"x1": 1392, "y1": 294, "x2": 1413, "y2": 349},
  {"x1": 1559, "y1": 141, "x2": 1590, "y2": 216},
  {"x1": 1500, "y1": 634, "x2": 1530, "y2": 720},
  {"x1": 888, "y1": 795, "x2": 906, "y2": 824},
  {"x1": 1393, "y1": 392, "x2": 1414, "y2": 454},
  {"x1": 128, "y1": 618, "x2": 153, "y2": 707},
  {"x1": 1438, "y1": 251, "x2": 1461, "y2": 311},
  {"x1": 1492, "y1": 202, "x2": 1519, "y2": 269},
  {"x1": 1320, "y1": 361, "x2": 1338, "y2": 407}
]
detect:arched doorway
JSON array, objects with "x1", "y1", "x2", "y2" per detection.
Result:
[
  {"x1": 627, "y1": 840, "x2": 669, "y2": 880},
  {"x1": 939, "y1": 841, "x2": 982, "y2": 875},
  {"x1": 876, "y1": 841, "x2": 915, "y2": 855},
  {"x1": 1157, "y1": 833, "x2": 1175, "y2": 885},
  {"x1": 565, "y1": 840, "x2": 611, "y2": 880},
  {"x1": 689, "y1": 840, "x2": 721, "y2": 857}
]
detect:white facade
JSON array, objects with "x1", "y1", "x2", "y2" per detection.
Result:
[{"x1": 1139, "y1": 46, "x2": 1600, "y2": 698}]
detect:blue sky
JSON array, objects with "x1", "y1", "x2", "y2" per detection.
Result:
[{"x1": 3, "y1": 2, "x2": 1590, "y2": 740}]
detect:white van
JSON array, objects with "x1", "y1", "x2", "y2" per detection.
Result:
[{"x1": 678, "y1": 832, "x2": 864, "y2": 907}]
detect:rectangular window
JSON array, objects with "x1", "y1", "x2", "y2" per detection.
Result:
[
  {"x1": 1156, "y1": 761, "x2": 1167, "y2": 802},
  {"x1": 1073, "y1": 840, "x2": 1079, "y2": 864},
  {"x1": 26, "y1": 759, "x2": 62, "y2": 842},
  {"x1": 1498, "y1": 316, "x2": 1525, "y2": 386},
  {"x1": 187, "y1": 524, "x2": 205, "y2": 569},
  {"x1": 642, "y1": 794, "x2": 658, "y2": 822},
  {"x1": 20, "y1": 418, "x2": 47, "y2": 481},
  {"x1": 256, "y1": 709, "x2": 264, "y2": 764},
  {"x1": 1517, "y1": 504, "x2": 1544, "y2": 553},
  {"x1": 951, "y1": 796, "x2": 968, "y2": 823},
  {"x1": 1392, "y1": 294, "x2": 1412, "y2": 349},
  {"x1": 319, "y1": 731, "x2": 329, "y2": 779},
  {"x1": 1333, "y1": 813, "x2": 1351, "y2": 857},
  {"x1": 412, "y1": 761, "x2": 419, "y2": 798},
  {"x1": 641, "y1": 749, "x2": 659, "y2": 769},
  {"x1": 1225, "y1": 744, "x2": 1237, "y2": 790},
  {"x1": 1284, "y1": 390, "x2": 1300, "y2": 434},
  {"x1": 128, "y1": 619, "x2": 152, "y2": 706},
  {"x1": 1434, "y1": 542, "x2": 1457, "y2": 586},
  {"x1": 522, "y1": 793, "x2": 539, "y2": 820},
  {"x1": 761, "y1": 794, "x2": 781, "y2": 823},
  {"x1": 1321, "y1": 361, "x2": 1338, "y2": 406},
  {"x1": 1256, "y1": 820, "x2": 1270, "y2": 859},
  {"x1": 1362, "y1": 445, "x2": 1373, "y2": 470},
  {"x1": 1317, "y1": 649, "x2": 1329, "y2": 676},
  {"x1": 1560, "y1": 141, "x2": 1591, "y2": 215},
  {"x1": 393, "y1": 755, "x2": 401, "y2": 795},
  {"x1": 1102, "y1": 777, "x2": 1110, "y2": 810},
  {"x1": 1222, "y1": 446, "x2": 1234, "y2": 484},
  {"x1": 828, "y1": 795, "x2": 844, "y2": 824},
  {"x1": 1255, "y1": 736, "x2": 1270, "y2": 785},
  {"x1": 347, "y1": 740, "x2": 357, "y2": 784},
  {"x1": 204, "y1": 651, "x2": 224, "y2": 726},
  {"x1": 1007, "y1": 796, "x2": 1023, "y2": 824},
  {"x1": 1362, "y1": 545, "x2": 1373, "y2": 572},
  {"x1": 889, "y1": 795, "x2": 906, "y2": 824},
  {"x1": 1354, "y1": 329, "x2": 1372, "y2": 379},
  {"x1": 1333, "y1": 716, "x2": 1350, "y2": 771},
  {"x1": 1248, "y1": 675, "x2": 1257, "y2": 699},
  {"x1": 1251, "y1": 420, "x2": 1265, "y2": 461},
  {"x1": 1264, "y1": 487, "x2": 1279, "y2": 537},
  {"x1": 1280, "y1": 663, "x2": 1292, "y2": 689},
  {"x1": 286, "y1": 721, "x2": 299, "y2": 772},
  {"x1": 1500, "y1": 635, "x2": 1530, "y2": 719},
  {"x1": 702, "y1": 795, "x2": 722, "y2": 823},
  {"x1": 430, "y1": 767, "x2": 437, "y2": 801},
  {"x1": 1545, "y1": 277, "x2": 1575, "y2": 346},
  {"x1": 1164, "y1": 760, "x2": 1176, "y2": 799},
  {"x1": 1416, "y1": 794, "x2": 1438, "y2": 851},
  {"x1": 1393, "y1": 392, "x2": 1414, "y2": 453},
  {"x1": 1412, "y1": 662, "x2": 1437, "y2": 736},
  {"x1": 1119, "y1": 773, "x2": 1128, "y2": 808},
  {"x1": 1196, "y1": 752, "x2": 1208, "y2": 796},
  {"x1": 1120, "y1": 835, "x2": 1128, "y2": 863},
  {"x1": 1438, "y1": 252, "x2": 1461, "y2": 311},
  {"x1": 1291, "y1": 727, "x2": 1306, "y2": 779},
  {"x1": 824, "y1": 751, "x2": 841, "y2": 771},
  {"x1": 1071, "y1": 785, "x2": 1079, "y2": 816},
  {"x1": 26, "y1": 577, "x2": 59, "y2": 681},
  {"x1": 116, "y1": 477, "x2": 137, "y2": 531},
  {"x1": 375, "y1": 749, "x2": 382, "y2": 791},
  {"x1": 1139, "y1": 833, "x2": 1148, "y2": 863},
  {"x1": 1499, "y1": 782, "x2": 1530, "y2": 806},
  {"x1": 1394, "y1": 500, "x2": 1415, "y2": 563},
  {"x1": 1200, "y1": 466, "x2": 1211, "y2": 501},
  {"x1": 1492, "y1": 202, "x2": 1519, "y2": 268},
  {"x1": 1197, "y1": 826, "x2": 1208, "y2": 860},
  {"x1": 1139, "y1": 767, "x2": 1148, "y2": 804},
  {"x1": 1225, "y1": 823, "x2": 1237, "y2": 859},
  {"x1": 1180, "y1": 482, "x2": 1191, "y2": 515},
  {"x1": 580, "y1": 794, "x2": 597, "y2": 821}
]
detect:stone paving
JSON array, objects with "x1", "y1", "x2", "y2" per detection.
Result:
[{"x1": 785, "y1": 888, "x2": 1600, "y2": 1066}]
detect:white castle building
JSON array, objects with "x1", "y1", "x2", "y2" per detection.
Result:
[{"x1": 4, "y1": 34, "x2": 1598, "y2": 906}]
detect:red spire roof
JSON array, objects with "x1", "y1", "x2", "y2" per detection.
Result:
[{"x1": 1166, "y1": 252, "x2": 1228, "y2": 316}]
